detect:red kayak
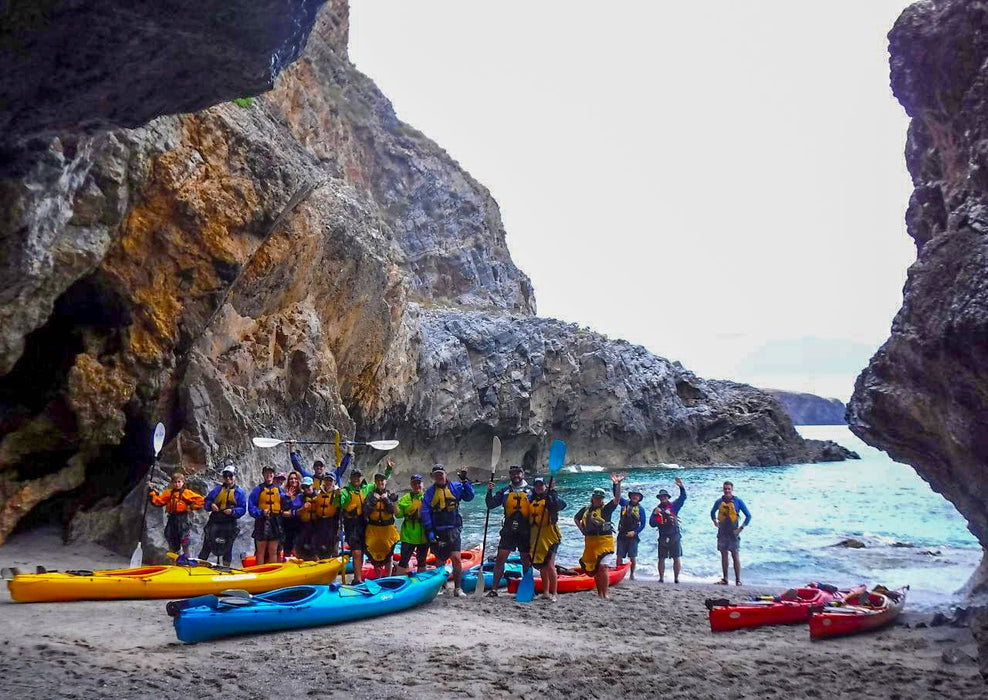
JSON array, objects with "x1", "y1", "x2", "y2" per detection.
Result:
[
  {"x1": 361, "y1": 546, "x2": 482, "y2": 580},
  {"x1": 708, "y1": 583, "x2": 866, "y2": 632},
  {"x1": 506, "y1": 563, "x2": 631, "y2": 594},
  {"x1": 809, "y1": 585, "x2": 908, "y2": 640}
]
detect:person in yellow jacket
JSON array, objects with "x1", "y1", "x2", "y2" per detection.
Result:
[
  {"x1": 149, "y1": 471, "x2": 205, "y2": 558},
  {"x1": 340, "y1": 457, "x2": 394, "y2": 583},
  {"x1": 528, "y1": 476, "x2": 567, "y2": 601},
  {"x1": 395, "y1": 474, "x2": 429, "y2": 575},
  {"x1": 363, "y1": 468, "x2": 400, "y2": 577},
  {"x1": 573, "y1": 473, "x2": 625, "y2": 598}
]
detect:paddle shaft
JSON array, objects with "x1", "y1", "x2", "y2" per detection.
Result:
[{"x1": 528, "y1": 475, "x2": 556, "y2": 566}]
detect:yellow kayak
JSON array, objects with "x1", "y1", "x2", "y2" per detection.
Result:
[{"x1": 5, "y1": 558, "x2": 346, "y2": 603}]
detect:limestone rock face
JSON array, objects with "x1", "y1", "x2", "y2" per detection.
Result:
[
  {"x1": 764, "y1": 390, "x2": 848, "y2": 426},
  {"x1": 0, "y1": 1, "x2": 847, "y2": 558},
  {"x1": 847, "y1": 0, "x2": 988, "y2": 675}
]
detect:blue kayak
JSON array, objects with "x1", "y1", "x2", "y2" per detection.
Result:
[
  {"x1": 461, "y1": 561, "x2": 524, "y2": 594},
  {"x1": 170, "y1": 568, "x2": 448, "y2": 643}
]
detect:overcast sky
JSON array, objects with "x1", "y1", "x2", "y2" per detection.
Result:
[{"x1": 349, "y1": 1, "x2": 916, "y2": 401}]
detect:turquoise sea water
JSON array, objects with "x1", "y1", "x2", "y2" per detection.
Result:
[{"x1": 457, "y1": 426, "x2": 980, "y2": 610}]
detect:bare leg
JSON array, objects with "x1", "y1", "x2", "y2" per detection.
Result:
[
  {"x1": 542, "y1": 552, "x2": 558, "y2": 596},
  {"x1": 732, "y1": 551, "x2": 742, "y2": 584},
  {"x1": 658, "y1": 556, "x2": 665, "y2": 582},
  {"x1": 673, "y1": 557, "x2": 681, "y2": 583},
  {"x1": 451, "y1": 552, "x2": 463, "y2": 590},
  {"x1": 596, "y1": 565, "x2": 610, "y2": 598},
  {"x1": 254, "y1": 540, "x2": 266, "y2": 565},
  {"x1": 265, "y1": 540, "x2": 278, "y2": 564},
  {"x1": 630, "y1": 557, "x2": 636, "y2": 580},
  {"x1": 720, "y1": 550, "x2": 729, "y2": 582},
  {"x1": 491, "y1": 548, "x2": 509, "y2": 591},
  {"x1": 351, "y1": 549, "x2": 364, "y2": 583}
]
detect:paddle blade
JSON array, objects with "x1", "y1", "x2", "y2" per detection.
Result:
[
  {"x1": 252, "y1": 437, "x2": 284, "y2": 448},
  {"x1": 152, "y1": 423, "x2": 166, "y2": 456},
  {"x1": 474, "y1": 565, "x2": 486, "y2": 596},
  {"x1": 491, "y1": 436, "x2": 501, "y2": 471},
  {"x1": 515, "y1": 566, "x2": 536, "y2": 603},
  {"x1": 129, "y1": 543, "x2": 143, "y2": 568},
  {"x1": 366, "y1": 439, "x2": 399, "y2": 451},
  {"x1": 334, "y1": 431, "x2": 342, "y2": 467},
  {"x1": 548, "y1": 439, "x2": 567, "y2": 476}
]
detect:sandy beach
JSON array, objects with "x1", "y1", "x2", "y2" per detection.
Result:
[{"x1": 0, "y1": 528, "x2": 983, "y2": 699}]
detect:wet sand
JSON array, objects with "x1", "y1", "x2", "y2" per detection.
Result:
[{"x1": 1, "y1": 528, "x2": 984, "y2": 698}]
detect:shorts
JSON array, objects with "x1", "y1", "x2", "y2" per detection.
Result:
[
  {"x1": 616, "y1": 536, "x2": 639, "y2": 560},
  {"x1": 164, "y1": 512, "x2": 191, "y2": 551},
  {"x1": 398, "y1": 542, "x2": 430, "y2": 568},
  {"x1": 717, "y1": 527, "x2": 741, "y2": 553},
  {"x1": 497, "y1": 527, "x2": 531, "y2": 554},
  {"x1": 252, "y1": 515, "x2": 283, "y2": 542},
  {"x1": 430, "y1": 528, "x2": 461, "y2": 562},
  {"x1": 198, "y1": 517, "x2": 237, "y2": 563},
  {"x1": 657, "y1": 532, "x2": 683, "y2": 559},
  {"x1": 343, "y1": 517, "x2": 366, "y2": 550}
]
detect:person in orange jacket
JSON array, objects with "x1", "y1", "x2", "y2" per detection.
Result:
[{"x1": 149, "y1": 471, "x2": 205, "y2": 558}]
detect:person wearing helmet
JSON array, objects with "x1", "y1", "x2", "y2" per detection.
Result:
[
  {"x1": 484, "y1": 465, "x2": 533, "y2": 598},
  {"x1": 363, "y1": 465, "x2": 400, "y2": 577},
  {"x1": 650, "y1": 476, "x2": 686, "y2": 583},
  {"x1": 292, "y1": 476, "x2": 321, "y2": 560},
  {"x1": 395, "y1": 473, "x2": 429, "y2": 575},
  {"x1": 340, "y1": 458, "x2": 394, "y2": 582},
  {"x1": 199, "y1": 465, "x2": 247, "y2": 566},
  {"x1": 421, "y1": 464, "x2": 475, "y2": 596},
  {"x1": 574, "y1": 473, "x2": 625, "y2": 598},
  {"x1": 528, "y1": 476, "x2": 567, "y2": 601},
  {"x1": 248, "y1": 466, "x2": 289, "y2": 565},
  {"x1": 615, "y1": 485, "x2": 647, "y2": 580}
]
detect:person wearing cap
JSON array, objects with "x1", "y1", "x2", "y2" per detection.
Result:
[
  {"x1": 149, "y1": 471, "x2": 205, "y2": 559},
  {"x1": 650, "y1": 476, "x2": 686, "y2": 583},
  {"x1": 248, "y1": 466, "x2": 289, "y2": 565},
  {"x1": 363, "y1": 464, "x2": 400, "y2": 577},
  {"x1": 280, "y1": 471, "x2": 303, "y2": 558},
  {"x1": 421, "y1": 464, "x2": 475, "y2": 596},
  {"x1": 710, "y1": 480, "x2": 751, "y2": 586},
  {"x1": 395, "y1": 473, "x2": 429, "y2": 575},
  {"x1": 574, "y1": 473, "x2": 625, "y2": 598},
  {"x1": 291, "y1": 476, "x2": 321, "y2": 560},
  {"x1": 289, "y1": 441, "x2": 351, "y2": 491},
  {"x1": 199, "y1": 465, "x2": 247, "y2": 566},
  {"x1": 484, "y1": 465, "x2": 533, "y2": 598},
  {"x1": 615, "y1": 484, "x2": 647, "y2": 580},
  {"x1": 340, "y1": 458, "x2": 394, "y2": 582},
  {"x1": 311, "y1": 471, "x2": 343, "y2": 558},
  {"x1": 528, "y1": 476, "x2": 567, "y2": 601}
]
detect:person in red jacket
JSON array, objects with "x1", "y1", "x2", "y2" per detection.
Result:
[{"x1": 149, "y1": 471, "x2": 205, "y2": 558}]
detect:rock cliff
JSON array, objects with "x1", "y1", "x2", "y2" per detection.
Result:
[
  {"x1": 0, "y1": 1, "x2": 848, "y2": 559},
  {"x1": 847, "y1": 0, "x2": 988, "y2": 675},
  {"x1": 764, "y1": 390, "x2": 848, "y2": 425}
]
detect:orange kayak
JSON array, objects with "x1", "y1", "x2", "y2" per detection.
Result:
[{"x1": 506, "y1": 563, "x2": 630, "y2": 594}]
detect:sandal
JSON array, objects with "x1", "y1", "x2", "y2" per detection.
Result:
[
  {"x1": 715, "y1": 578, "x2": 728, "y2": 585},
  {"x1": 736, "y1": 580, "x2": 743, "y2": 586}
]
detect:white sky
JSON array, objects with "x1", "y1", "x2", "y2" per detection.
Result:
[{"x1": 349, "y1": 1, "x2": 916, "y2": 401}]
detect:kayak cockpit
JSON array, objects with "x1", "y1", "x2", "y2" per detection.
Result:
[{"x1": 256, "y1": 586, "x2": 320, "y2": 604}]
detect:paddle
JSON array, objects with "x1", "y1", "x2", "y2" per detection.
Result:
[
  {"x1": 474, "y1": 437, "x2": 501, "y2": 597},
  {"x1": 252, "y1": 437, "x2": 399, "y2": 451},
  {"x1": 130, "y1": 423, "x2": 166, "y2": 568},
  {"x1": 166, "y1": 551, "x2": 252, "y2": 574},
  {"x1": 516, "y1": 439, "x2": 566, "y2": 603}
]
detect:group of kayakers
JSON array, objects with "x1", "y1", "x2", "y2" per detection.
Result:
[{"x1": 149, "y1": 453, "x2": 753, "y2": 599}]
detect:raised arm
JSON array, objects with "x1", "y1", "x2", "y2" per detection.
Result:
[
  {"x1": 290, "y1": 450, "x2": 312, "y2": 478},
  {"x1": 673, "y1": 478, "x2": 686, "y2": 512},
  {"x1": 609, "y1": 473, "x2": 625, "y2": 505}
]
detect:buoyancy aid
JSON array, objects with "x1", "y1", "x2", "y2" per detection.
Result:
[
  {"x1": 580, "y1": 504, "x2": 614, "y2": 536},
  {"x1": 297, "y1": 492, "x2": 320, "y2": 523},
  {"x1": 214, "y1": 486, "x2": 237, "y2": 512},
  {"x1": 402, "y1": 493, "x2": 422, "y2": 522},
  {"x1": 717, "y1": 498, "x2": 739, "y2": 527},
  {"x1": 619, "y1": 502, "x2": 643, "y2": 534},
  {"x1": 312, "y1": 490, "x2": 340, "y2": 519},
  {"x1": 654, "y1": 504, "x2": 679, "y2": 531},
  {"x1": 342, "y1": 485, "x2": 365, "y2": 519},
  {"x1": 258, "y1": 485, "x2": 282, "y2": 515},
  {"x1": 367, "y1": 492, "x2": 395, "y2": 525},
  {"x1": 529, "y1": 495, "x2": 557, "y2": 526},
  {"x1": 152, "y1": 488, "x2": 204, "y2": 514},
  {"x1": 430, "y1": 484, "x2": 460, "y2": 528}
]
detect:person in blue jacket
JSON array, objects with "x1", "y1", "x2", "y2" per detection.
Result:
[
  {"x1": 710, "y1": 480, "x2": 751, "y2": 585},
  {"x1": 615, "y1": 484, "x2": 647, "y2": 579},
  {"x1": 289, "y1": 443, "x2": 350, "y2": 490},
  {"x1": 249, "y1": 466, "x2": 290, "y2": 565},
  {"x1": 421, "y1": 464, "x2": 474, "y2": 597},
  {"x1": 198, "y1": 464, "x2": 247, "y2": 566},
  {"x1": 649, "y1": 476, "x2": 686, "y2": 583}
]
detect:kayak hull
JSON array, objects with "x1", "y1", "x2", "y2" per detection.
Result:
[
  {"x1": 6, "y1": 558, "x2": 345, "y2": 602},
  {"x1": 506, "y1": 563, "x2": 631, "y2": 594},
  {"x1": 361, "y1": 545, "x2": 481, "y2": 580},
  {"x1": 708, "y1": 584, "x2": 866, "y2": 632},
  {"x1": 809, "y1": 586, "x2": 908, "y2": 640},
  {"x1": 173, "y1": 568, "x2": 449, "y2": 642},
  {"x1": 461, "y1": 562, "x2": 524, "y2": 593}
]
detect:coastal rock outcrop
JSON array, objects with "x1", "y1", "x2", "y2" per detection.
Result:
[
  {"x1": 0, "y1": 1, "x2": 850, "y2": 557},
  {"x1": 764, "y1": 390, "x2": 848, "y2": 425},
  {"x1": 847, "y1": 0, "x2": 988, "y2": 675}
]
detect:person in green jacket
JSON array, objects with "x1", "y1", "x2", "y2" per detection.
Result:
[
  {"x1": 340, "y1": 458, "x2": 394, "y2": 583},
  {"x1": 395, "y1": 473, "x2": 429, "y2": 575}
]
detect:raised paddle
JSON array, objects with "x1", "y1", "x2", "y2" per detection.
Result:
[
  {"x1": 130, "y1": 423, "x2": 166, "y2": 568},
  {"x1": 252, "y1": 437, "x2": 399, "y2": 451},
  {"x1": 515, "y1": 439, "x2": 566, "y2": 603},
  {"x1": 474, "y1": 436, "x2": 501, "y2": 597}
]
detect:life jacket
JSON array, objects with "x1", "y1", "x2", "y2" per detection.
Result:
[
  {"x1": 343, "y1": 485, "x2": 365, "y2": 519},
  {"x1": 717, "y1": 498, "x2": 739, "y2": 527},
  {"x1": 430, "y1": 484, "x2": 460, "y2": 528},
  {"x1": 503, "y1": 488, "x2": 532, "y2": 532},
  {"x1": 580, "y1": 504, "x2": 613, "y2": 537},
  {"x1": 313, "y1": 474, "x2": 331, "y2": 491},
  {"x1": 529, "y1": 495, "x2": 557, "y2": 526},
  {"x1": 257, "y1": 485, "x2": 282, "y2": 515},
  {"x1": 654, "y1": 504, "x2": 678, "y2": 532},
  {"x1": 313, "y1": 490, "x2": 340, "y2": 519},
  {"x1": 619, "y1": 502, "x2": 643, "y2": 534},
  {"x1": 402, "y1": 493, "x2": 423, "y2": 522},
  {"x1": 297, "y1": 492, "x2": 320, "y2": 523},
  {"x1": 214, "y1": 486, "x2": 237, "y2": 512},
  {"x1": 367, "y1": 491, "x2": 395, "y2": 526},
  {"x1": 166, "y1": 489, "x2": 191, "y2": 514}
]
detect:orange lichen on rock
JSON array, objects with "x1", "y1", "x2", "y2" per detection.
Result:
[{"x1": 66, "y1": 353, "x2": 137, "y2": 444}]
